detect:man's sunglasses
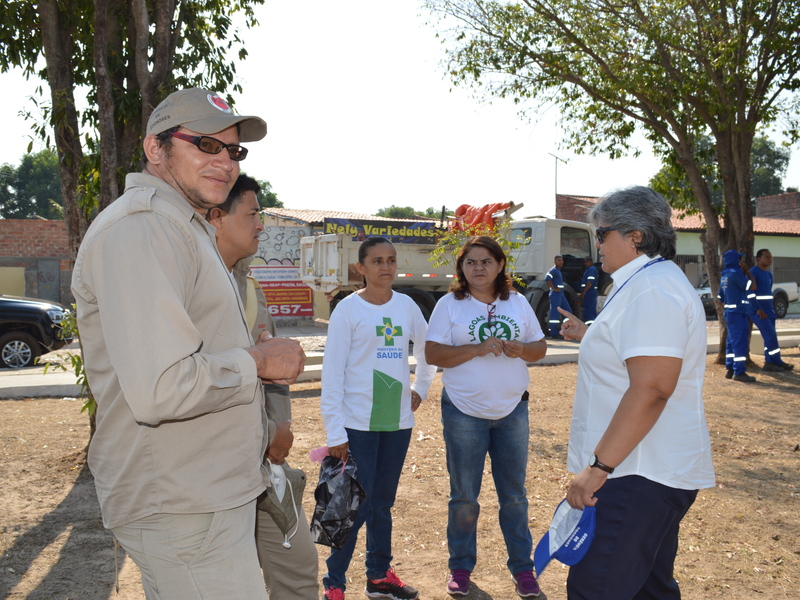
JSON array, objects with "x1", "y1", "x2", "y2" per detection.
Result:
[
  {"x1": 169, "y1": 132, "x2": 248, "y2": 161},
  {"x1": 595, "y1": 226, "x2": 617, "y2": 244}
]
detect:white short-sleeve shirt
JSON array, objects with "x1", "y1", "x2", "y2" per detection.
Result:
[
  {"x1": 427, "y1": 290, "x2": 544, "y2": 419},
  {"x1": 567, "y1": 254, "x2": 715, "y2": 490}
]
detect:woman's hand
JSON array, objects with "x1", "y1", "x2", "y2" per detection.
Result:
[
  {"x1": 328, "y1": 442, "x2": 349, "y2": 461},
  {"x1": 566, "y1": 466, "x2": 607, "y2": 509},
  {"x1": 477, "y1": 337, "x2": 504, "y2": 357},
  {"x1": 502, "y1": 339, "x2": 524, "y2": 359},
  {"x1": 558, "y1": 307, "x2": 588, "y2": 341},
  {"x1": 411, "y1": 390, "x2": 422, "y2": 411}
]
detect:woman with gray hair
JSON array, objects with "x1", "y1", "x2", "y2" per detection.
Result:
[{"x1": 556, "y1": 186, "x2": 715, "y2": 599}]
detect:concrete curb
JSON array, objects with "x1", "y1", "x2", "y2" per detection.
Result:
[{"x1": 1, "y1": 331, "x2": 797, "y2": 399}]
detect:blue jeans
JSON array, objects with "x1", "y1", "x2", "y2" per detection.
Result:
[
  {"x1": 322, "y1": 428, "x2": 412, "y2": 591},
  {"x1": 549, "y1": 291, "x2": 572, "y2": 335},
  {"x1": 567, "y1": 475, "x2": 697, "y2": 600},
  {"x1": 441, "y1": 388, "x2": 533, "y2": 574}
]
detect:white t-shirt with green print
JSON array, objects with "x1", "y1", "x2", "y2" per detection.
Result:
[
  {"x1": 321, "y1": 291, "x2": 436, "y2": 447},
  {"x1": 426, "y1": 290, "x2": 544, "y2": 419}
]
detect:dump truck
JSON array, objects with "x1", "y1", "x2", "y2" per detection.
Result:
[{"x1": 299, "y1": 208, "x2": 609, "y2": 330}]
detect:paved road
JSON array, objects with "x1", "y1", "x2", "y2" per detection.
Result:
[{"x1": 1, "y1": 318, "x2": 798, "y2": 399}]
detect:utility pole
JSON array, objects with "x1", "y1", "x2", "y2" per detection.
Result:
[{"x1": 548, "y1": 153, "x2": 568, "y2": 196}]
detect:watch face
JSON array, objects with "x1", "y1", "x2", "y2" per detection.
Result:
[{"x1": 589, "y1": 455, "x2": 598, "y2": 467}]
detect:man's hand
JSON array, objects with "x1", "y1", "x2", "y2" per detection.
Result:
[
  {"x1": 247, "y1": 335, "x2": 306, "y2": 384},
  {"x1": 266, "y1": 420, "x2": 293, "y2": 464},
  {"x1": 757, "y1": 309, "x2": 768, "y2": 320}
]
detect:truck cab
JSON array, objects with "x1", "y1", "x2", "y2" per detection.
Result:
[{"x1": 509, "y1": 218, "x2": 609, "y2": 331}]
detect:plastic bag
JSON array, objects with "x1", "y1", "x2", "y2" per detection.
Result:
[{"x1": 310, "y1": 452, "x2": 366, "y2": 549}]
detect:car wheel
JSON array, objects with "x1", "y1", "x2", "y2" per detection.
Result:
[
  {"x1": 773, "y1": 294, "x2": 788, "y2": 319},
  {"x1": 0, "y1": 332, "x2": 41, "y2": 369}
]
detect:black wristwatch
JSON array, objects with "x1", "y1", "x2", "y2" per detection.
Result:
[{"x1": 589, "y1": 454, "x2": 615, "y2": 474}]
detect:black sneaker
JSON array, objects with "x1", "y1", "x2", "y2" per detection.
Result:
[
  {"x1": 365, "y1": 568, "x2": 419, "y2": 600},
  {"x1": 778, "y1": 362, "x2": 795, "y2": 371},
  {"x1": 725, "y1": 368, "x2": 734, "y2": 379},
  {"x1": 733, "y1": 373, "x2": 756, "y2": 383},
  {"x1": 763, "y1": 363, "x2": 784, "y2": 372}
]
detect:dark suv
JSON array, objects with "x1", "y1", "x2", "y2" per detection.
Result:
[{"x1": 0, "y1": 295, "x2": 73, "y2": 368}]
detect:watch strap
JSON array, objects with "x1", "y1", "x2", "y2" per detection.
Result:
[{"x1": 590, "y1": 454, "x2": 615, "y2": 474}]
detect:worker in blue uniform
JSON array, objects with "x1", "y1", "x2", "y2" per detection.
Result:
[
  {"x1": 750, "y1": 249, "x2": 794, "y2": 372},
  {"x1": 579, "y1": 256, "x2": 599, "y2": 325},
  {"x1": 717, "y1": 249, "x2": 757, "y2": 382},
  {"x1": 545, "y1": 255, "x2": 572, "y2": 338}
]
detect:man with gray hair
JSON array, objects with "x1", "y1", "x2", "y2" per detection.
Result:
[{"x1": 72, "y1": 88, "x2": 305, "y2": 599}]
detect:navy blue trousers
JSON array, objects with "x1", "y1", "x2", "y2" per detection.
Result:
[{"x1": 567, "y1": 475, "x2": 697, "y2": 600}]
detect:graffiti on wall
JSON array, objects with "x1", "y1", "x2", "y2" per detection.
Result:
[{"x1": 253, "y1": 225, "x2": 308, "y2": 266}]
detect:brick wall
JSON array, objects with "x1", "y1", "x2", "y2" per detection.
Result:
[
  {"x1": 0, "y1": 219, "x2": 70, "y2": 261},
  {"x1": 0, "y1": 220, "x2": 72, "y2": 303},
  {"x1": 555, "y1": 195, "x2": 596, "y2": 223},
  {"x1": 755, "y1": 192, "x2": 800, "y2": 219}
]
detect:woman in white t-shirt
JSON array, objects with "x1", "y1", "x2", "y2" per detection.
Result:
[
  {"x1": 425, "y1": 236, "x2": 547, "y2": 599},
  {"x1": 320, "y1": 236, "x2": 436, "y2": 600},
  {"x1": 558, "y1": 187, "x2": 715, "y2": 599}
]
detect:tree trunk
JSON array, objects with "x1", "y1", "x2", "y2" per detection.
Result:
[
  {"x1": 93, "y1": 0, "x2": 120, "y2": 213},
  {"x1": 39, "y1": 0, "x2": 89, "y2": 264}
]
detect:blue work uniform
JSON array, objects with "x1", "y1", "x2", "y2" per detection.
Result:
[
  {"x1": 580, "y1": 265, "x2": 599, "y2": 325},
  {"x1": 717, "y1": 250, "x2": 754, "y2": 375},
  {"x1": 750, "y1": 265, "x2": 783, "y2": 366},
  {"x1": 545, "y1": 264, "x2": 571, "y2": 336}
]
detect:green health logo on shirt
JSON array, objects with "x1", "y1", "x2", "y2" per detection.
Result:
[
  {"x1": 468, "y1": 314, "x2": 520, "y2": 342},
  {"x1": 376, "y1": 317, "x2": 403, "y2": 346}
]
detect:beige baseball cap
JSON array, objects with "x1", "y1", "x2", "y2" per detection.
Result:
[{"x1": 146, "y1": 88, "x2": 267, "y2": 142}]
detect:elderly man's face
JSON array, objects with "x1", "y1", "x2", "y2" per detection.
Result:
[{"x1": 158, "y1": 125, "x2": 241, "y2": 213}]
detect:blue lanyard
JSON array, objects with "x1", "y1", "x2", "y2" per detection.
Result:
[{"x1": 601, "y1": 257, "x2": 666, "y2": 313}]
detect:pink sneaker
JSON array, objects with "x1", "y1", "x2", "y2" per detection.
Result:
[
  {"x1": 323, "y1": 586, "x2": 345, "y2": 600},
  {"x1": 512, "y1": 571, "x2": 541, "y2": 597},
  {"x1": 446, "y1": 569, "x2": 471, "y2": 596}
]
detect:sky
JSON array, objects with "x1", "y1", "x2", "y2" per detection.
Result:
[{"x1": 1, "y1": 1, "x2": 798, "y2": 218}]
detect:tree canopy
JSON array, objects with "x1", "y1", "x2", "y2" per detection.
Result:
[
  {"x1": 253, "y1": 178, "x2": 284, "y2": 209},
  {"x1": 0, "y1": 0, "x2": 264, "y2": 259},
  {"x1": 426, "y1": 0, "x2": 800, "y2": 297},
  {"x1": 650, "y1": 135, "x2": 790, "y2": 214},
  {"x1": 376, "y1": 205, "x2": 455, "y2": 219},
  {"x1": 0, "y1": 149, "x2": 63, "y2": 219}
]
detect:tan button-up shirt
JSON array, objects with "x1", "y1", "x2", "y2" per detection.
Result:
[{"x1": 72, "y1": 173, "x2": 267, "y2": 529}]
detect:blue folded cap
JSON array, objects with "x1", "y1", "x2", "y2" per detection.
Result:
[
  {"x1": 723, "y1": 249, "x2": 744, "y2": 260},
  {"x1": 723, "y1": 249, "x2": 745, "y2": 268},
  {"x1": 534, "y1": 499, "x2": 596, "y2": 576}
]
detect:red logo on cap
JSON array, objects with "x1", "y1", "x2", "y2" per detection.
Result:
[{"x1": 207, "y1": 94, "x2": 232, "y2": 113}]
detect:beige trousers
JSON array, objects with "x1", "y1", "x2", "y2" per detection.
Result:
[
  {"x1": 255, "y1": 507, "x2": 319, "y2": 600},
  {"x1": 113, "y1": 500, "x2": 268, "y2": 600}
]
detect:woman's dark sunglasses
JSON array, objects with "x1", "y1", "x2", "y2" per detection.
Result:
[
  {"x1": 169, "y1": 132, "x2": 248, "y2": 161},
  {"x1": 595, "y1": 226, "x2": 617, "y2": 244}
]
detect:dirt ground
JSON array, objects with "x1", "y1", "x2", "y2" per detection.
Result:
[{"x1": 1, "y1": 349, "x2": 799, "y2": 600}]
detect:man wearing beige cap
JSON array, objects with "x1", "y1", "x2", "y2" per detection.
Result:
[{"x1": 72, "y1": 88, "x2": 305, "y2": 599}]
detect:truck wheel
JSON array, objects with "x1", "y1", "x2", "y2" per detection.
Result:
[
  {"x1": 397, "y1": 289, "x2": 436, "y2": 321},
  {"x1": 773, "y1": 293, "x2": 789, "y2": 319},
  {"x1": 0, "y1": 332, "x2": 41, "y2": 369},
  {"x1": 535, "y1": 297, "x2": 550, "y2": 334}
]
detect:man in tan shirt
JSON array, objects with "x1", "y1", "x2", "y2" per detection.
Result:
[{"x1": 71, "y1": 88, "x2": 305, "y2": 600}]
